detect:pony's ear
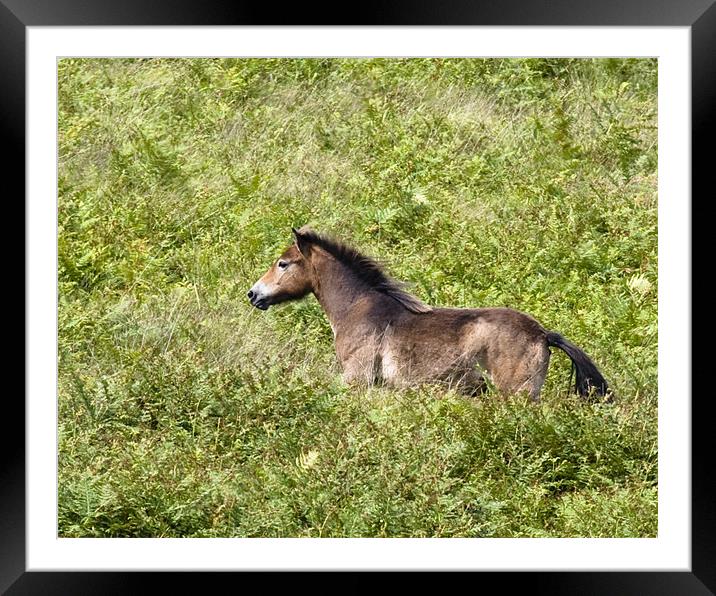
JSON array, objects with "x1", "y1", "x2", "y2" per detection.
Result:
[{"x1": 292, "y1": 227, "x2": 311, "y2": 256}]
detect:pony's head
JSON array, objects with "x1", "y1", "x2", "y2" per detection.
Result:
[{"x1": 247, "y1": 228, "x2": 315, "y2": 310}]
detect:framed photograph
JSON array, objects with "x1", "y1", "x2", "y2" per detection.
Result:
[{"x1": 12, "y1": 0, "x2": 709, "y2": 593}]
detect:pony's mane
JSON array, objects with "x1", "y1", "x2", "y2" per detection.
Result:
[{"x1": 299, "y1": 229, "x2": 432, "y2": 314}]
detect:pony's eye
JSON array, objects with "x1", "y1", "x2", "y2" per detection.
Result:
[{"x1": 278, "y1": 260, "x2": 289, "y2": 270}]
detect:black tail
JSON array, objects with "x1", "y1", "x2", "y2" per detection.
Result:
[{"x1": 546, "y1": 331, "x2": 609, "y2": 398}]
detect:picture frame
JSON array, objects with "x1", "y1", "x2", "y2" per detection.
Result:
[{"x1": 10, "y1": 0, "x2": 709, "y2": 592}]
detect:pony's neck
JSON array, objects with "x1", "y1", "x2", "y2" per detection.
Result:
[{"x1": 309, "y1": 248, "x2": 374, "y2": 331}]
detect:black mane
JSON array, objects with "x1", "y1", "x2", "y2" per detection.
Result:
[{"x1": 298, "y1": 229, "x2": 432, "y2": 314}]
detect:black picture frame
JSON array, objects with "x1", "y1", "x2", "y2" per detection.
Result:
[{"x1": 8, "y1": 1, "x2": 710, "y2": 593}]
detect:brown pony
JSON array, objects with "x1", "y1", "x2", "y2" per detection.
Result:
[{"x1": 248, "y1": 227, "x2": 608, "y2": 400}]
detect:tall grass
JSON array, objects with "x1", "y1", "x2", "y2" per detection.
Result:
[{"x1": 58, "y1": 58, "x2": 657, "y2": 537}]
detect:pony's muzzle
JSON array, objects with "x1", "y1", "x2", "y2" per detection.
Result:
[{"x1": 247, "y1": 284, "x2": 270, "y2": 310}]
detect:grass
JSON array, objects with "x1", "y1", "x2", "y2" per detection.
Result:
[{"x1": 57, "y1": 58, "x2": 658, "y2": 538}]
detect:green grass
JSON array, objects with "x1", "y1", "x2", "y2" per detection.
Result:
[{"x1": 57, "y1": 58, "x2": 658, "y2": 537}]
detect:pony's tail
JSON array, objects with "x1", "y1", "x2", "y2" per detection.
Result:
[{"x1": 546, "y1": 331, "x2": 609, "y2": 398}]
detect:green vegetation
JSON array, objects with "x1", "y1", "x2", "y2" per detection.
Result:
[{"x1": 58, "y1": 58, "x2": 657, "y2": 537}]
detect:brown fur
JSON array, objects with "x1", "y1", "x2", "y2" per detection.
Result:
[{"x1": 248, "y1": 228, "x2": 608, "y2": 400}]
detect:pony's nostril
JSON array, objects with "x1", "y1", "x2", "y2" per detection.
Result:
[{"x1": 247, "y1": 290, "x2": 254, "y2": 300}]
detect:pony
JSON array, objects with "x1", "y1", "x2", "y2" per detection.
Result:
[{"x1": 248, "y1": 227, "x2": 609, "y2": 400}]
